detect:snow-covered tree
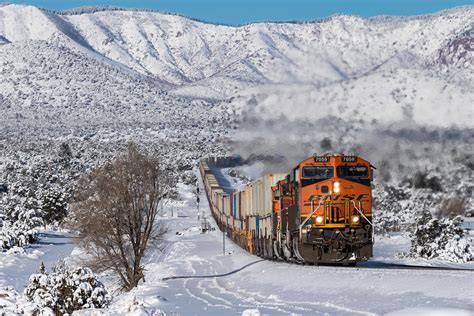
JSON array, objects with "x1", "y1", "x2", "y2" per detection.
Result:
[
  {"x1": 373, "y1": 184, "x2": 410, "y2": 234},
  {"x1": 0, "y1": 183, "x2": 44, "y2": 248},
  {"x1": 42, "y1": 187, "x2": 68, "y2": 225},
  {"x1": 24, "y1": 262, "x2": 110, "y2": 314},
  {"x1": 406, "y1": 211, "x2": 473, "y2": 263}
]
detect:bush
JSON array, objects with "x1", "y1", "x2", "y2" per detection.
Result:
[
  {"x1": 24, "y1": 262, "x2": 110, "y2": 315},
  {"x1": 373, "y1": 185, "x2": 410, "y2": 234},
  {"x1": 405, "y1": 212, "x2": 473, "y2": 263},
  {"x1": 411, "y1": 171, "x2": 442, "y2": 192},
  {"x1": 42, "y1": 188, "x2": 68, "y2": 225}
]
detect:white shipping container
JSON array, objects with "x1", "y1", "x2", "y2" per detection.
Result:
[
  {"x1": 244, "y1": 185, "x2": 252, "y2": 217},
  {"x1": 247, "y1": 173, "x2": 287, "y2": 217},
  {"x1": 262, "y1": 173, "x2": 287, "y2": 216},
  {"x1": 224, "y1": 194, "x2": 231, "y2": 217},
  {"x1": 251, "y1": 181, "x2": 260, "y2": 216}
]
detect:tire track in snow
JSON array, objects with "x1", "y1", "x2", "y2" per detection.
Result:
[
  {"x1": 183, "y1": 278, "x2": 230, "y2": 309},
  {"x1": 196, "y1": 279, "x2": 234, "y2": 307},
  {"x1": 231, "y1": 286, "x2": 375, "y2": 315},
  {"x1": 210, "y1": 280, "x2": 310, "y2": 314},
  {"x1": 179, "y1": 258, "x2": 234, "y2": 310}
]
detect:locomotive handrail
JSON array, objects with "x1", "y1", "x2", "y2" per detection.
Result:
[
  {"x1": 351, "y1": 200, "x2": 373, "y2": 227},
  {"x1": 299, "y1": 200, "x2": 322, "y2": 239},
  {"x1": 352, "y1": 200, "x2": 374, "y2": 243}
]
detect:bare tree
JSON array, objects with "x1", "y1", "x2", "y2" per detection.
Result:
[{"x1": 71, "y1": 143, "x2": 172, "y2": 290}]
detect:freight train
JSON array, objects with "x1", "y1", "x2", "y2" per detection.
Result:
[{"x1": 200, "y1": 154, "x2": 374, "y2": 265}]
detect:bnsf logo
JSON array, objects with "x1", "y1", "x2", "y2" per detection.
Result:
[{"x1": 306, "y1": 194, "x2": 370, "y2": 203}]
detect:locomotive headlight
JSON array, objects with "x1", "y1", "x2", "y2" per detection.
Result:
[
  {"x1": 315, "y1": 216, "x2": 324, "y2": 224},
  {"x1": 333, "y1": 181, "x2": 340, "y2": 193},
  {"x1": 351, "y1": 215, "x2": 360, "y2": 224}
]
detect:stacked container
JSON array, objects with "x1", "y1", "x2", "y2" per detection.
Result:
[{"x1": 199, "y1": 159, "x2": 288, "y2": 255}]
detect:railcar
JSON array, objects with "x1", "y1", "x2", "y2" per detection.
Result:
[{"x1": 200, "y1": 153, "x2": 374, "y2": 264}]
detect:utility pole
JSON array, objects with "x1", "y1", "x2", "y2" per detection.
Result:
[
  {"x1": 223, "y1": 215, "x2": 230, "y2": 255},
  {"x1": 197, "y1": 196, "x2": 200, "y2": 221},
  {"x1": 196, "y1": 185, "x2": 200, "y2": 221},
  {"x1": 222, "y1": 195, "x2": 226, "y2": 256}
]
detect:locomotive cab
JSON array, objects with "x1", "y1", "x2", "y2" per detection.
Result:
[{"x1": 298, "y1": 154, "x2": 372, "y2": 230}]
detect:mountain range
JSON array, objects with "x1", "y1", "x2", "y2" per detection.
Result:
[{"x1": 0, "y1": 4, "x2": 472, "y2": 170}]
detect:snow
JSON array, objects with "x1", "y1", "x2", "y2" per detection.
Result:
[
  {"x1": 0, "y1": 230, "x2": 75, "y2": 292},
  {"x1": 0, "y1": 4, "x2": 472, "y2": 100},
  {"x1": 66, "y1": 176, "x2": 472, "y2": 315},
  {"x1": 0, "y1": 173, "x2": 472, "y2": 314},
  {"x1": 387, "y1": 307, "x2": 473, "y2": 316}
]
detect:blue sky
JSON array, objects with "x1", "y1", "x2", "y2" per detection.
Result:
[{"x1": 4, "y1": 0, "x2": 473, "y2": 25}]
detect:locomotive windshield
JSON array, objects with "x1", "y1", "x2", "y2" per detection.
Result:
[
  {"x1": 302, "y1": 166, "x2": 334, "y2": 179},
  {"x1": 337, "y1": 165, "x2": 368, "y2": 178}
]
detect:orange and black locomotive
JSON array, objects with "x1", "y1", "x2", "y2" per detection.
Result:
[
  {"x1": 200, "y1": 153, "x2": 374, "y2": 265},
  {"x1": 271, "y1": 154, "x2": 374, "y2": 263}
]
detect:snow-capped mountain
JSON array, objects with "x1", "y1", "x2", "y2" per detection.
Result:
[
  {"x1": 0, "y1": 4, "x2": 472, "y2": 98},
  {"x1": 0, "y1": 4, "x2": 472, "y2": 171}
]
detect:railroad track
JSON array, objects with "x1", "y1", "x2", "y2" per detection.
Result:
[{"x1": 355, "y1": 261, "x2": 474, "y2": 272}]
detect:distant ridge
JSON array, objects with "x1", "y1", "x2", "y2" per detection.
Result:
[
  {"x1": 0, "y1": 4, "x2": 472, "y2": 126},
  {"x1": 32, "y1": 3, "x2": 474, "y2": 27}
]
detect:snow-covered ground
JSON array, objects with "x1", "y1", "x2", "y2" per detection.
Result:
[
  {"x1": 90, "y1": 177, "x2": 472, "y2": 315},
  {"x1": 0, "y1": 174, "x2": 472, "y2": 315},
  {"x1": 0, "y1": 230, "x2": 75, "y2": 292}
]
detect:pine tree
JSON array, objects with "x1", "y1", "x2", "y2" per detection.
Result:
[
  {"x1": 42, "y1": 188, "x2": 68, "y2": 225},
  {"x1": 24, "y1": 262, "x2": 110, "y2": 314}
]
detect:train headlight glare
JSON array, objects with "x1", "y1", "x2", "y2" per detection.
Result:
[
  {"x1": 333, "y1": 181, "x2": 340, "y2": 193},
  {"x1": 316, "y1": 216, "x2": 324, "y2": 224},
  {"x1": 352, "y1": 215, "x2": 360, "y2": 224}
]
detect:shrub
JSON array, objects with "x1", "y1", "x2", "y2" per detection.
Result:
[
  {"x1": 24, "y1": 262, "x2": 110, "y2": 315},
  {"x1": 42, "y1": 188, "x2": 68, "y2": 225},
  {"x1": 411, "y1": 171, "x2": 442, "y2": 192},
  {"x1": 373, "y1": 185, "x2": 410, "y2": 234},
  {"x1": 405, "y1": 212, "x2": 473, "y2": 263}
]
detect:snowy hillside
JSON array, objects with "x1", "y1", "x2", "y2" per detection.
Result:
[
  {"x1": 0, "y1": 5, "x2": 471, "y2": 158},
  {"x1": 0, "y1": 2, "x2": 472, "y2": 219},
  {"x1": 0, "y1": 39, "x2": 230, "y2": 168},
  {"x1": 0, "y1": 4, "x2": 472, "y2": 98},
  {"x1": 0, "y1": 3, "x2": 471, "y2": 183}
]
